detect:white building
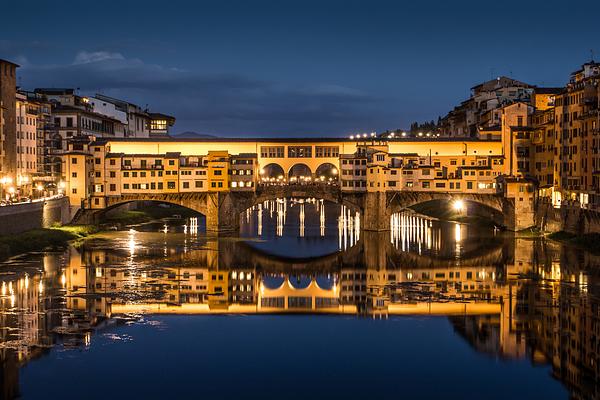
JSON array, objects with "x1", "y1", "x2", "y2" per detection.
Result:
[
  {"x1": 15, "y1": 92, "x2": 38, "y2": 184},
  {"x1": 91, "y1": 94, "x2": 151, "y2": 138}
]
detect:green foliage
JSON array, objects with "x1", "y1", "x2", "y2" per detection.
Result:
[{"x1": 0, "y1": 225, "x2": 97, "y2": 261}]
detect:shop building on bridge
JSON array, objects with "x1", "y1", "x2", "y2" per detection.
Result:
[{"x1": 60, "y1": 136, "x2": 516, "y2": 210}]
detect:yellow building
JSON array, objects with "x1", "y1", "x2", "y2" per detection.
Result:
[{"x1": 206, "y1": 150, "x2": 229, "y2": 191}]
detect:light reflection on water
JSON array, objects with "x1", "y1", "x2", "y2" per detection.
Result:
[
  {"x1": 0, "y1": 200, "x2": 595, "y2": 399},
  {"x1": 241, "y1": 198, "x2": 360, "y2": 257}
]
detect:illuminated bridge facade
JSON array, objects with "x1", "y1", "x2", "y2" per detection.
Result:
[{"x1": 64, "y1": 137, "x2": 536, "y2": 231}]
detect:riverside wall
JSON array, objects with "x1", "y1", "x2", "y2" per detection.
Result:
[
  {"x1": 0, "y1": 197, "x2": 71, "y2": 235},
  {"x1": 536, "y1": 200, "x2": 600, "y2": 235}
]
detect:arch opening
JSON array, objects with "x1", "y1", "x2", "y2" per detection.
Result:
[
  {"x1": 288, "y1": 163, "x2": 312, "y2": 183},
  {"x1": 259, "y1": 163, "x2": 285, "y2": 184},
  {"x1": 98, "y1": 200, "x2": 207, "y2": 231},
  {"x1": 315, "y1": 163, "x2": 339, "y2": 183},
  {"x1": 404, "y1": 198, "x2": 503, "y2": 226}
]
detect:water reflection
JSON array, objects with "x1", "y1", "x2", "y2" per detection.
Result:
[
  {"x1": 241, "y1": 198, "x2": 360, "y2": 257},
  {"x1": 0, "y1": 203, "x2": 598, "y2": 399}
]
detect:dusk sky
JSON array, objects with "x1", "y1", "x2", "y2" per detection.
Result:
[{"x1": 2, "y1": 0, "x2": 600, "y2": 137}]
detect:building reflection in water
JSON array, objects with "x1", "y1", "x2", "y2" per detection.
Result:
[{"x1": 1, "y1": 204, "x2": 600, "y2": 399}]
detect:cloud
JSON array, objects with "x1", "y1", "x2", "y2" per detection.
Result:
[
  {"x1": 17, "y1": 51, "x2": 387, "y2": 135},
  {"x1": 72, "y1": 51, "x2": 125, "y2": 65}
]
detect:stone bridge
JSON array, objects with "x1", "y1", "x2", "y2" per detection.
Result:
[{"x1": 75, "y1": 185, "x2": 518, "y2": 232}]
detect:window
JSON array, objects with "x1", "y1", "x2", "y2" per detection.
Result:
[
  {"x1": 214, "y1": 170, "x2": 222, "y2": 175},
  {"x1": 183, "y1": 182, "x2": 189, "y2": 189},
  {"x1": 288, "y1": 146, "x2": 312, "y2": 158},
  {"x1": 151, "y1": 119, "x2": 167, "y2": 131},
  {"x1": 195, "y1": 181, "x2": 203, "y2": 188},
  {"x1": 167, "y1": 181, "x2": 176, "y2": 189},
  {"x1": 168, "y1": 160, "x2": 175, "y2": 166},
  {"x1": 71, "y1": 157, "x2": 78, "y2": 164},
  {"x1": 72, "y1": 188, "x2": 77, "y2": 194},
  {"x1": 110, "y1": 159, "x2": 116, "y2": 166},
  {"x1": 315, "y1": 146, "x2": 339, "y2": 158},
  {"x1": 109, "y1": 184, "x2": 116, "y2": 191},
  {"x1": 260, "y1": 146, "x2": 284, "y2": 158},
  {"x1": 72, "y1": 172, "x2": 77, "y2": 178}
]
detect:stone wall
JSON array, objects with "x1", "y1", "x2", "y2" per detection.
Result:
[
  {"x1": 536, "y1": 200, "x2": 600, "y2": 235},
  {"x1": 0, "y1": 197, "x2": 71, "y2": 235}
]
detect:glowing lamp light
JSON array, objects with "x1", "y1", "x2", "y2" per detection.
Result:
[{"x1": 453, "y1": 200, "x2": 465, "y2": 212}]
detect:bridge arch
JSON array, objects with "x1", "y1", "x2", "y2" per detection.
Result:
[
  {"x1": 259, "y1": 163, "x2": 285, "y2": 182},
  {"x1": 315, "y1": 163, "x2": 338, "y2": 182},
  {"x1": 77, "y1": 193, "x2": 213, "y2": 227},
  {"x1": 387, "y1": 191, "x2": 506, "y2": 226},
  {"x1": 250, "y1": 184, "x2": 362, "y2": 213},
  {"x1": 288, "y1": 163, "x2": 312, "y2": 182},
  {"x1": 388, "y1": 192, "x2": 504, "y2": 214}
]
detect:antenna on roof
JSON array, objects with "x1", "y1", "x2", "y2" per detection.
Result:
[{"x1": 591, "y1": 49, "x2": 595, "y2": 63}]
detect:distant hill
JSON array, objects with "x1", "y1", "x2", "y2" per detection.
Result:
[{"x1": 171, "y1": 131, "x2": 218, "y2": 139}]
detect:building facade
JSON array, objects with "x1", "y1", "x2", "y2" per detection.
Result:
[{"x1": 0, "y1": 59, "x2": 18, "y2": 185}]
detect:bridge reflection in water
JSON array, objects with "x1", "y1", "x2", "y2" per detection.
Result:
[
  {"x1": 242, "y1": 198, "x2": 361, "y2": 251},
  {"x1": 0, "y1": 205, "x2": 599, "y2": 399}
]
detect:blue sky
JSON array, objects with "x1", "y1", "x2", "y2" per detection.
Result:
[{"x1": 2, "y1": 0, "x2": 599, "y2": 136}]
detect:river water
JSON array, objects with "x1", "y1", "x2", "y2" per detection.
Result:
[{"x1": 0, "y1": 198, "x2": 597, "y2": 399}]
